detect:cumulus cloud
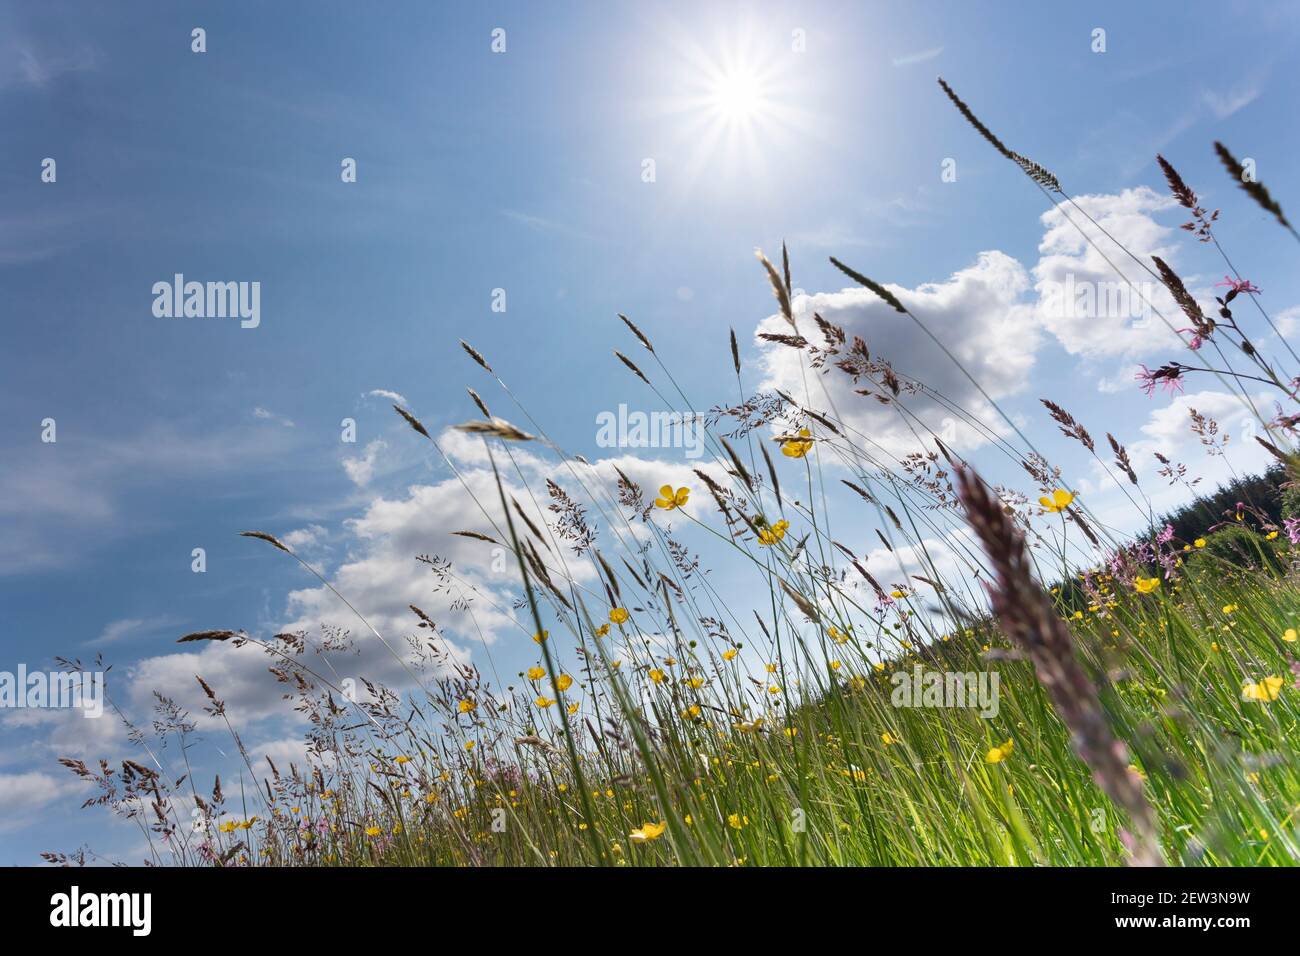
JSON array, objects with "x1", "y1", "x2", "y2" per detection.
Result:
[
  {"x1": 281, "y1": 524, "x2": 328, "y2": 551},
  {"x1": 1032, "y1": 187, "x2": 1187, "y2": 359},
  {"x1": 1085, "y1": 389, "x2": 1274, "y2": 525},
  {"x1": 758, "y1": 250, "x2": 1038, "y2": 456},
  {"x1": 0, "y1": 706, "x2": 127, "y2": 763},
  {"x1": 0, "y1": 773, "x2": 81, "y2": 830},
  {"x1": 117, "y1": 428, "x2": 730, "y2": 730},
  {"x1": 1128, "y1": 389, "x2": 1271, "y2": 473},
  {"x1": 245, "y1": 735, "x2": 336, "y2": 772}
]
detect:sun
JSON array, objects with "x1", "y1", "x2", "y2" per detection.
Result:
[
  {"x1": 643, "y1": 18, "x2": 823, "y2": 187},
  {"x1": 708, "y1": 68, "x2": 766, "y2": 123}
]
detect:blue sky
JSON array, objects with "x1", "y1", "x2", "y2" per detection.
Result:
[{"x1": 2, "y1": 0, "x2": 1299, "y2": 863}]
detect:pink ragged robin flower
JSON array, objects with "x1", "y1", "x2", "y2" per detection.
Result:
[
  {"x1": 1214, "y1": 275, "x2": 1261, "y2": 296},
  {"x1": 1136, "y1": 363, "x2": 1185, "y2": 397}
]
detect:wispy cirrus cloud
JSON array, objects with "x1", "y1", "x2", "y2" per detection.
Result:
[
  {"x1": 88, "y1": 615, "x2": 183, "y2": 648},
  {"x1": 1201, "y1": 82, "x2": 1261, "y2": 119},
  {"x1": 891, "y1": 46, "x2": 943, "y2": 67},
  {"x1": 0, "y1": 39, "x2": 99, "y2": 91}
]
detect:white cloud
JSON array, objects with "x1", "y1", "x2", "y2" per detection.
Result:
[
  {"x1": 1, "y1": 40, "x2": 99, "y2": 91},
  {"x1": 342, "y1": 439, "x2": 387, "y2": 487},
  {"x1": 1096, "y1": 364, "x2": 1144, "y2": 393},
  {"x1": 1085, "y1": 389, "x2": 1274, "y2": 528},
  {"x1": 281, "y1": 524, "x2": 328, "y2": 551},
  {"x1": 89, "y1": 615, "x2": 181, "y2": 648},
  {"x1": 253, "y1": 406, "x2": 295, "y2": 428},
  {"x1": 758, "y1": 250, "x2": 1038, "y2": 456},
  {"x1": 0, "y1": 773, "x2": 80, "y2": 830},
  {"x1": 1033, "y1": 187, "x2": 1188, "y2": 359},
  {"x1": 1129, "y1": 389, "x2": 1269, "y2": 470},
  {"x1": 365, "y1": 389, "x2": 408, "y2": 405},
  {"x1": 1201, "y1": 84, "x2": 1260, "y2": 119},
  {"x1": 1275, "y1": 305, "x2": 1300, "y2": 338},
  {"x1": 0, "y1": 706, "x2": 127, "y2": 764},
  {"x1": 246, "y1": 735, "x2": 335, "y2": 773},
  {"x1": 0, "y1": 421, "x2": 299, "y2": 574},
  {"x1": 891, "y1": 46, "x2": 943, "y2": 67}
]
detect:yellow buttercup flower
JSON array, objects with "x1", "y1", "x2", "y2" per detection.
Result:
[
  {"x1": 527, "y1": 666, "x2": 545, "y2": 680},
  {"x1": 532, "y1": 630, "x2": 548, "y2": 643},
  {"x1": 609, "y1": 607, "x2": 629, "y2": 624},
  {"x1": 629, "y1": 821, "x2": 666, "y2": 842},
  {"x1": 985, "y1": 738, "x2": 1014, "y2": 764},
  {"x1": 1266, "y1": 530, "x2": 1279, "y2": 540},
  {"x1": 757, "y1": 519, "x2": 790, "y2": 546},
  {"x1": 1038, "y1": 489, "x2": 1074, "y2": 513},
  {"x1": 779, "y1": 428, "x2": 814, "y2": 458},
  {"x1": 654, "y1": 485, "x2": 690, "y2": 510},
  {"x1": 365, "y1": 826, "x2": 382, "y2": 837},
  {"x1": 458, "y1": 699, "x2": 476, "y2": 713},
  {"x1": 727, "y1": 813, "x2": 748, "y2": 830},
  {"x1": 1194, "y1": 538, "x2": 1207, "y2": 548},
  {"x1": 594, "y1": 623, "x2": 610, "y2": 637},
  {"x1": 535, "y1": 696, "x2": 556, "y2": 708},
  {"x1": 1283, "y1": 629, "x2": 1297, "y2": 643},
  {"x1": 722, "y1": 648, "x2": 738, "y2": 661},
  {"x1": 568, "y1": 702, "x2": 580, "y2": 715},
  {"x1": 394, "y1": 755, "x2": 410, "y2": 765},
  {"x1": 1134, "y1": 576, "x2": 1160, "y2": 594},
  {"x1": 554, "y1": 673, "x2": 573, "y2": 692},
  {"x1": 1242, "y1": 676, "x2": 1284, "y2": 703},
  {"x1": 880, "y1": 732, "x2": 898, "y2": 746},
  {"x1": 648, "y1": 668, "x2": 665, "y2": 684}
]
